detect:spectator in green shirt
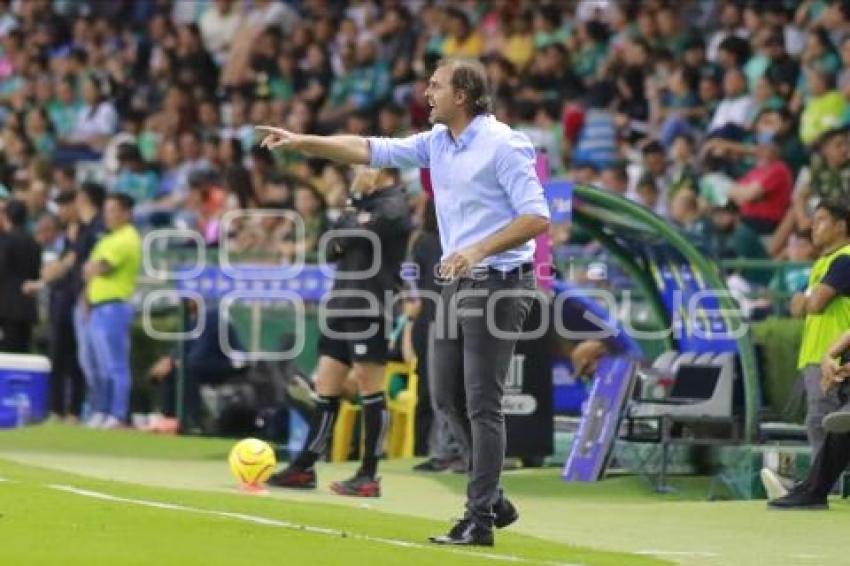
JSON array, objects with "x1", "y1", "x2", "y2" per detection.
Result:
[
  {"x1": 113, "y1": 143, "x2": 159, "y2": 207},
  {"x1": 799, "y1": 66, "x2": 847, "y2": 146},
  {"x1": 47, "y1": 76, "x2": 81, "y2": 140},
  {"x1": 707, "y1": 201, "x2": 772, "y2": 286},
  {"x1": 24, "y1": 107, "x2": 55, "y2": 158},
  {"x1": 320, "y1": 38, "x2": 390, "y2": 128},
  {"x1": 770, "y1": 228, "x2": 815, "y2": 305}
]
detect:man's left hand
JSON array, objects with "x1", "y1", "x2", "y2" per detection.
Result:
[{"x1": 439, "y1": 244, "x2": 486, "y2": 280}]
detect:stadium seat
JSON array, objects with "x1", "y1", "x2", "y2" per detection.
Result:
[
  {"x1": 330, "y1": 359, "x2": 418, "y2": 462},
  {"x1": 622, "y1": 351, "x2": 739, "y2": 491}
]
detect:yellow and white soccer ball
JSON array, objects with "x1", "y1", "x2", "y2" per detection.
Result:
[{"x1": 228, "y1": 438, "x2": 276, "y2": 487}]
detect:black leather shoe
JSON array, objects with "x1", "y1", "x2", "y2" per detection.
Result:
[
  {"x1": 494, "y1": 496, "x2": 518, "y2": 528},
  {"x1": 823, "y1": 410, "x2": 850, "y2": 434},
  {"x1": 429, "y1": 517, "x2": 494, "y2": 546},
  {"x1": 413, "y1": 458, "x2": 450, "y2": 472},
  {"x1": 767, "y1": 490, "x2": 828, "y2": 510}
]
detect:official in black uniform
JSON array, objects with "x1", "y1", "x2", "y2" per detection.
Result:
[
  {"x1": 0, "y1": 200, "x2": 41, "y2": 353},
  {"x1": 22, "y1": 190, "x2": 86, "y2": 419},
  {"x1": 268, "y1": 167, "x2": 411, "y2": 497}
]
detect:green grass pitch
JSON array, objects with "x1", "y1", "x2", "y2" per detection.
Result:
[{"x1": 1, "y1": 424, "x2": 849, "y2": 565}]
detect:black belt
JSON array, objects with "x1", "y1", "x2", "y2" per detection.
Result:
[
  {"x1": 90, "y1": 299, "x2": 126, "y2": 308},
  {"x1": 465, "y1": 262, "x2": 535, "y2": 278}
]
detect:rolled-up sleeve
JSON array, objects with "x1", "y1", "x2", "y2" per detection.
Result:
[
  {"x1": 368, "y1": 131, "x2": 431, "y2": 169},
  {"x1": 495, "y1": 132, "x2": 551, "y2": 219}
]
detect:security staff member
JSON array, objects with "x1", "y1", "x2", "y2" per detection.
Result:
[
  {"x1": 257, "y1": 58, "x2": 550, "y2": 546},
  {"x1": 268, "y1": 168, "x2": 411, "y2": 498},
  {"x1": 791, "y1": 199, "x2": 850, "y2": 454}
]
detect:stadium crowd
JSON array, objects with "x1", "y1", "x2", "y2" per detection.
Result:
[
  {"x1": 2, "y1": 1, "x2": 850, "y2": 262},
  {"x1": 2, "y1": 0, "x2": 850, "y2": 429}
]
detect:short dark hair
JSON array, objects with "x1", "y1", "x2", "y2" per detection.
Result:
[
  {"x1": 807, "y1": 63, "x2": 837, "y2": 90},
  {"x1": 380, "y1": 102, "x2": 405, "y2": 117},
  {"x1": 642, "y1": 140, "x2": 665, "y2": 156},
  {"x1": 718, "y1": 36, "x2": 751, "y2": 66},
  {"x1": 816, "y1": 127, "x2": 849, "y2": 150},
  {"x1": 3, "y1": 199, "x2": 26, "y2": 227},
  {"x1": 444, "y1": 7, "x2": 471, "y2": 31},
  {"x1": 437, "y1": 58, "x2": 492, "y2": 116},
  {"x1": 603, "y1": 164, "x2": 629, "y2": 183},
  {"x1": 637, "y1": 177, "x2": 659, "y2": 193},
  {"x1": 250, "y1": 144, "x2": 275, "y2": 166},
  {"x1": 80, "y1": 181, "x2": 107, "y2": 209},
  {"x1": 117, "y1": 142, "x2": 143, "y2": 163},
  {"x1": 107, "y1": 192, "x2": 135, "y2": 212},
  {"x1": 54, "y1": 190, "x2": 77, "y2": 205},
  {"x1": 816, "y1": 199, "x2": 850, "y2": 233}
]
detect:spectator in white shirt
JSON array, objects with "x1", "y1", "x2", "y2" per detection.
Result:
[
  {"x1": 199, "y1": 0, "x2": 242, "y2": 66},
  {"x1": 245, "y1": 0, "x2": 299, "y2": 35},
  {"x1": 55, "y1": 75, "x2": 117, "y2": 162},
  {"x1": 707, "y1": 2, "x2": 749, "y2": 62},
  {"x1": 708, "y1": 68, "x2": 757, "y2": 134}
]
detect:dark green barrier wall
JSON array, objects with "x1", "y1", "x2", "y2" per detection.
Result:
[
  {"x1": 129, "y1": 310, "x2": 804, "y2": 425},
  {"x1": 751, "y1": 317, "x2": 804, "y2": 422},
  {"x1": 129, "y1": 309, "x2": 322, "y2": 413},
  {"x1": 227, "y1": 305, "x2": 321, "y2": 375}
]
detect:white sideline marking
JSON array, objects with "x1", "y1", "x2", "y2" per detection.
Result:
[
  {"x1": 48, "y1": 484, "x2": 581, "y2": 566},
  {"x1": 636, "y1": 550, "x2": 719, "y2": 558}
]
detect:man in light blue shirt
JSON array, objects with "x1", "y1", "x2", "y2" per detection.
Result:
[{"x1": 257, "y1": 58, "x2": 550, "y2": 547}]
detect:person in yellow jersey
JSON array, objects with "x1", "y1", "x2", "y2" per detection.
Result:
[
  {"x1": 81, "y1": 193, "x2": 141, "y2": 429},
  {"x1": 789, "y1": 199, "x2": 850, "y2": 454}
]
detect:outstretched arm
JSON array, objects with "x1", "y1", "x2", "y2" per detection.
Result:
[
  {"x1": 256, "y1": 125, "x2": 432, "y2": 169},
  {"x1": 256, "y1": 126, "x2": 370, "y2": 164}
]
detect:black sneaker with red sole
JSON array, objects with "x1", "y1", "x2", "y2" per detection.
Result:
[
  {"x1": 266, "y1": 466, "x2": 317, "y2": 489},
  {"x1": 329, "y1": 474, "x2": 381, "y2": 497}
]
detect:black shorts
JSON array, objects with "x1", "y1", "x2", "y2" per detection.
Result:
[{"x1": 317, "y1": 317, "x2": 388, "y2": 366}]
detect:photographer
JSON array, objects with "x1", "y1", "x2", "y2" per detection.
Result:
[{"x1": 267, "y1": 167, "x2": 411, "y2": 498}]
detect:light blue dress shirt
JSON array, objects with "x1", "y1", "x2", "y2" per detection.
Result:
[{"x1": 368, "y1": 114, "x2": 550, "y2": 270}]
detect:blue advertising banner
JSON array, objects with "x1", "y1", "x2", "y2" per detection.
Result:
[
  {"x1": 175, "y1": 264, "x2": 334, "y2": 303},
  {"x1": 562, "y1": 356, "x2": 635, "y2": 482},
  {"x1": 543, "y1": 180, "x2": 573, "y2": 223}
]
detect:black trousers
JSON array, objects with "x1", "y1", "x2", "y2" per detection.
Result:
[
  {"x1": 412, "y1": 313, "x2": 434, "y2": 456},
  {"x1": 431, "y1": 268, "x2": 535, "y2": 521},
  {"x1": 0, "y1": 320, "x2": 32, "y2": 353},
  {"x1": 804, "y1": 430, "x2": 850, "y2": 499},
  {"x1": 49, "y1": 317, "x2": 85, "y2": 417},
  {"x1": 801, "y1": 383, "x2": 850, "y2": 498}
]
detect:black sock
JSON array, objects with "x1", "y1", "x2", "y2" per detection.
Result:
[
  {"x1": 293, "y1": 395, "x2": 339, "y2": 470},
  {"x1": 359, "y1": 392, "x2": 388, "y2": 478}
]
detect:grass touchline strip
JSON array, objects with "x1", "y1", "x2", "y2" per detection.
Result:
[{"x1": 47, "y1": 484, "x2": 583, "y2": 566}]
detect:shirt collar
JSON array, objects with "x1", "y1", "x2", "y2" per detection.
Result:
[{"x1": 451, "y1": 114, "x2": 488, "y2": 149}]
